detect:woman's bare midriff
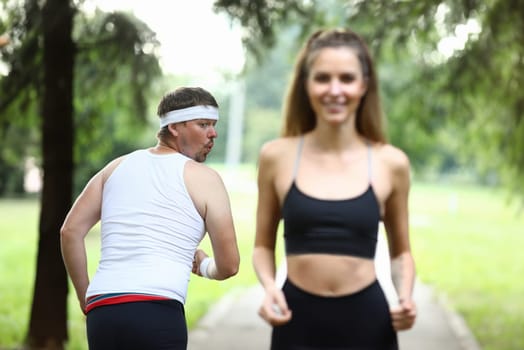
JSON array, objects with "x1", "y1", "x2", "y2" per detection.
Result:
[{"x1": 286, "y1": 254, "x2": 376, "y2": 296}]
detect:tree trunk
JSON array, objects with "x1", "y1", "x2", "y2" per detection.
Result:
[{"x1": 26, "y1": 0, "x2": 75, "y2": 348}]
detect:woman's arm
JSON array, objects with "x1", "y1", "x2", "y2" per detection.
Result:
[
  {"x1": 382, "y1": 146, "x2": 417, "y2": 330},
  {"x1": 253, "y1": 141, "x2": 292, "y2": 325}
]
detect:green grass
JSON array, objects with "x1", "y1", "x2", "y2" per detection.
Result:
[
  {"x1": 0, "y1": 169, "x2": 523, "y2": 350},
  {"x1": 410, "y1": 182, "x2": 524, "y2": 350},
  {"x1": 0, "y1": 198, "x2": 39, "y2": 347}
]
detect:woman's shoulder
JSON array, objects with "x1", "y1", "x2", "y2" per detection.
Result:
[
  {"x1": 259, "y1": 136, "x2": 300, "y2": 159},
  {"x1": 257, "y1": 137, "x2": 301, "y2": 179},
  {"x1": 374, "y1": 143, "x2": 410, "y2": 173}
]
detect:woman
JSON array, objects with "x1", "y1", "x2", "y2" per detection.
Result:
[{"x1": 253, "y1": 29, "x2": 416, "y2": 349}]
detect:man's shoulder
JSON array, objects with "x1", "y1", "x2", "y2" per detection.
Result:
[{"x1": 184, "y1": 160, "x2": 221, "y2": 182}]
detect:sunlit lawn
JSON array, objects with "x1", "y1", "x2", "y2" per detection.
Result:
[
  {"x1": 410, "y1": 182, "x2": 524, "y2": 350},
  {"x1": 0, "y1": 167, "x2": 522, "y2": 350}
]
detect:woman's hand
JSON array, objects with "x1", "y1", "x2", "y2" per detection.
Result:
[
  {"x1": 390, "y1": 299, "x2": 417, "y2": 331},
  {"x1": 258, "y1": 286, "x2": 292, "y2": 326}
]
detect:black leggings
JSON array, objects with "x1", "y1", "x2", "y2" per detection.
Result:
[
  {"x1": 86, "y1": 300, "x2": 187, "y2": 350},
  {"x1": 271, "y1": 279, "x2": 398, "y2": 350}
]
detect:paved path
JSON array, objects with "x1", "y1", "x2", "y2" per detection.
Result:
[{"x1": 188, "y1": 234, "x2": 482, "y2": 350}]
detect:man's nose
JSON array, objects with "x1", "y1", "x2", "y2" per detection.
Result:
[{"x1": 209, "y1": 126, "x2": 218, "y2": 138}]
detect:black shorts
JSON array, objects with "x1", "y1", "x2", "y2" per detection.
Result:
[
  {"x1": 86, "y1": 299, "x2": 187, "y2": 350},
  {"x1": 271, "y1": 279, "x2": 398, "y2": 350}
]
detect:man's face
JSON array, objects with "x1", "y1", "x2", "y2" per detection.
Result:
[{"x1": 175, "y1": 119, "x2": 218, "y2": 162}]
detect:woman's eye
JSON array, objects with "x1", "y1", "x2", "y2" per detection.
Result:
[
  {"x1": 340, "y1": 74, "x2": 356, "y2": 83},
  {"x1": 312, "y1": 73, "x2": 357, "y2": 84},
  {"x1": 313, "y1": 74, "x2": 330, "y2": 83}
]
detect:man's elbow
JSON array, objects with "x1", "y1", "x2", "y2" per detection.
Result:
[
  {"x1": 218, "y1": 261, "x2": 240, "y2": 280},
  {"x1": 60, "y1": 224, "x2": 72, "y2": 243}
]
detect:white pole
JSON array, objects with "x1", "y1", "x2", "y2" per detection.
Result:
[{"x1": 225, "y1": 79, "x2": 246, "y2": 167}]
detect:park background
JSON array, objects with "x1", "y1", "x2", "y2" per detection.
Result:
[{"x1": 1, "y1": 0, "x2": 523, "y2": 349}]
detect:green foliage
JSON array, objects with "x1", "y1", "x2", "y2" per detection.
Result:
[
  {"x1": 213, "y1": 0, "x2": 317, "y2": 61},
  {"x1": 0, "y1": 0, "x2": 42, "y2": 114},
  {"x1": 214, "y1": 0, "x2": 524, "y2": 201},
  {"x1": 350, "y1": 0, "x2": 524, "y2": 197},
  {"x1": 0, "y1": 1, "x2": 43, "y2": 196},
  {"x1": 70, "y1": 9, "x2": 163, "y2": 193},
  {"x1": 73, "y1": 9, "x2": 162, "y2": 121},
  {"x1": 0, "y1": 2, "x2": 164, "y2": 196}
]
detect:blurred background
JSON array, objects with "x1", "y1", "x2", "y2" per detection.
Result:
[{"x1": 1, "y1": 1, "x2": 523, "y2": 349}]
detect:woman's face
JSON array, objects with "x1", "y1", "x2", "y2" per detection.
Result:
[{"x1": 305, "y1": 47, "x2": 367, "y2": 126}]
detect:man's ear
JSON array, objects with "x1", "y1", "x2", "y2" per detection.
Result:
[{"x1": 168, "y1": 123, "x2": 179, "y2": 136}]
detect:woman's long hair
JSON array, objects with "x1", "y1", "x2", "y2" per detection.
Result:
[{"x1": 281, "y1": 28, "x2": 386, "y2": 143}]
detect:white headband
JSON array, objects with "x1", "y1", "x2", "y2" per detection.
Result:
[{"x1": 159, "y1": 105, "x2": 219, "y2": 128}]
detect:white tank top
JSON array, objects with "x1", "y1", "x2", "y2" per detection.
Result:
[{"x1": 86, "y1": 149, "x2": 205, "y2": 304}]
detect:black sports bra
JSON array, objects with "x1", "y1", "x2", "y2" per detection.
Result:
[{"x1": 282, "y1": 137, "x2": 380, "y2": 259}]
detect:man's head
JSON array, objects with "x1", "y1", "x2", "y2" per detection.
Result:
[{"x1": 157, "y1": 87, "x2": 219, "y2": 162}]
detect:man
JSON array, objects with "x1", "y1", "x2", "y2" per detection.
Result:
[{"x1": 61, "y1": 86, "x2": 240, "y2": 350}]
